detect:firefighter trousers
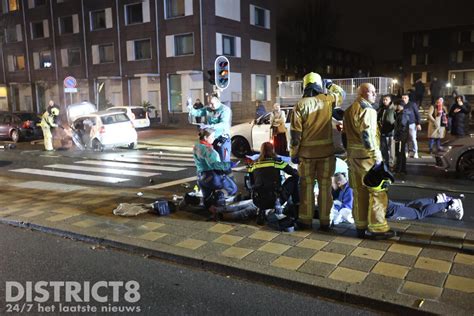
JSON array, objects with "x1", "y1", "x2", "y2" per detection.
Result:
[
  {"x1": 299, "y1": 156, "x2": 335, "y2": 226},
  {"x1": 41, "y1": 126, "x2": 53, "y2": 151},
  {"x1": 348, "y1": 157, "x2": 390, "y2": 233}
]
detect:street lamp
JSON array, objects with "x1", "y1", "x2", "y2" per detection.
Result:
[{"x1": 446, "y1": 82, "x2": 452, "y2": 88}]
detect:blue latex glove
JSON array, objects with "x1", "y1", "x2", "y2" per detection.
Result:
[
  {"x1": 291, "y1": 157, "x2": 299, "y2": 164},
  {"x1": 323, "y1": 79, "x2": 333, "y2": 89},
  {"x1": 231, "y1": 161, "x2": 240, "y2": 168}
]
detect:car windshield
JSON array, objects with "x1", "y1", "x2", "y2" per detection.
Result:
[
  {"x1": 101, "y1": 113, "x2": 130, "y2": 125},
  {"x1": 131, "y1": 108, "x2": 146, "y2": 119}
]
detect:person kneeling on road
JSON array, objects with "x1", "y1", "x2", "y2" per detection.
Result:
[
  {"x1": 193, "y1": 128, "x2": 238, "y2": 215},
  {"x1": 247, "y1": 142, "x2": 299, "y2": 230}
]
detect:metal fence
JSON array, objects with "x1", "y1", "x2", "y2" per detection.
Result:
[{"x1": 277, "y1": 77, "x2": 394, "y2": 100}]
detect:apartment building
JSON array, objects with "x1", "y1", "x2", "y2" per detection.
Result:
[
  {"x1": 0, "y1": 0, "x2": 277, "y2": 124},
  {"x1": 403, "y1": 25, "x2": 474, "y2": 94}
]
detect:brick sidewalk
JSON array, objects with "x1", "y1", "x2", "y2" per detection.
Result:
[{"x1": 1, "y1": 175, "x2": 473, "y2": 314}]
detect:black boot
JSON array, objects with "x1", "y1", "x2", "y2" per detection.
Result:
[
  {"x1": 365, "y1": 230, "x2": 396, "y2": 240},
  {"x1": 256, "y1": 209, "x2": 265, "y2": 225},
  {"x1": 356, "y1": 229, "x2": 366, "y2": 239}
]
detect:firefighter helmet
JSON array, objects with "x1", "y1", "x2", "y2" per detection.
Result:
[
  {"x1": 303, "y1": 72, "x2": 322, "y2": 89},
  {"x1": 51, "y1": 107, "x2": 60, "y2": 116},
  {"x1": 363, "y1": 163, "x2": 394, "y2": 192}
]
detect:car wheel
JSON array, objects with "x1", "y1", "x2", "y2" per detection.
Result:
[
  {"x1": 231, "y1": 136, "x2": 251, "y2": 158},
  {"x1": 458, "y1": 150, "x2": 474, "y2": 181},
  {"x1": 10, "y1": 129, "x2": 19, "y2": 143},
  {"x1": 128, "y1": 142, "x2": 137, "y2": 149},
  {"x1": 92, "y1": 139, "x2": 104, "y2": 152}
]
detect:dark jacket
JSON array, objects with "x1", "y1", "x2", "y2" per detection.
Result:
[
  {"x1": 377, "y1": 104, "x2": 396, "y2": 136},
  {"x1": 394, "y1": 110, "x2": 410, "y2": 142},
  {"x1": 248, "y1": 157, "x2": 298, "y2": 191},
  {"x1": 414, "y1": 81, "x2": 425, "y2": 97},
  {"x1": 402, "y1": 101, "x2": 420, "y2": 125},
  {"x1": 430, "y1": 80, "x2": 442, "y2": 98},
  {"x1": 449, "y1": 102, "x2": 471, "y2": 136},
  {"x1": 193, "y1": 102, "x2": 204, "y2": 109}
]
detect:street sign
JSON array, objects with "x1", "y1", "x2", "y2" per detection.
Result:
[
  {"x1": 64, "y1": 87, "x2": 78, "y2": 93},
  {"x1": 64, "y1": 76, "x2": 77, "y2": 88},
  {"x1": 214, "y1": 56, "x2": 230, "y2": 90}
]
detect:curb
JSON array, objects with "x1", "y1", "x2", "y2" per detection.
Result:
[{"x1": 0, "y1": 218, "x2": 435, "y2": 315}]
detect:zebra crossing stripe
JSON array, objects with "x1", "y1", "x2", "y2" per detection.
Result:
[
  {"x1": 75, "y1": 160, "x2": 186, "y2": 172},
  {"x1": 128, "y1": 152, "x2": 194, "y2": 158},
  {"x1": 139, "y1": 155, "x2": 194, "y2": 162},
  {"x1": 145, "y1": 176, "x2": 197, "y2": 190},
  {"x1": 45, "y1": 164, "x2": 161, "y2": 177},
  {"x1": 115, "y1": 158, "x2": 195, "y2": 167},
  {"x1": 10, "y1": 168, "x2": 129, "y2": 183}
]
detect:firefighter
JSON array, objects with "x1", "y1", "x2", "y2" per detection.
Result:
[
  {"x1": 343, "y1": 83, "x2": 395, "y2": 239},
  {"x1": 188, "y1": 96, "x2": 232, "y2": 164},
  {"x1": 40, "y1": 103, "x2": 60, "y2": 151},
  {"x1": 290, "y1": 72, "x2": 345, "y2": 230}
]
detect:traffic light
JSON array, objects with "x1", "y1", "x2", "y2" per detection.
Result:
[
  {"x1": 214, "y1": 56, "x2": 230, "y2": 90},
  {"x1": 207, "y1": 70, "x2": 215, "y2": 85}
]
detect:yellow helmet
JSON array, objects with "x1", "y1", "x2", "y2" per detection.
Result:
[
  {"x1": 51, "y1": 108, "x2": 59, "y2": 116},
  {"x1": 303, "y1": 72, "x2": 322, "y2": 89}
]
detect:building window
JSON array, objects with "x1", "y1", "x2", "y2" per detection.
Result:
[
  {"x1": 464, "y1": 50, "x2": 474, "y2": 62},
  {"x1": 222, "y1": 35, "x2": 235, "y2": 56},
  {"x1": 174, "y1": 33, "x2": 193, "y2": 56},
  {"x1": 134, "y1": 39, "x2": 151, "y2": 60},
  {"x1": 99, "y1": 44, "x2": 114, "y2": 63},
  {"x1": 168, "y1": 74, "x2": 182, "y2": 112},
  {"x1": 67, "y1": 48, "x2": 81, "y2": 66},
  {"x1": 255, "y1": 75, "x2": 266, "y2": 101},
  {"x1": 5, "y1": 24, "x2": 21, "y2": 43},
  {"x1": 125, "y1": 2, "x2": 143, "y2": 24},
  {"x1": 254, "y1": 6, "x2": 265, "y2": 27},
  {"x1": 39, "y1": 51, "x2": 52, "y2": 68},
  {"x1": 422, "y1": 34, "x2": 429, "y2": 47},
  {"x1": 3, "y1": 0, "x2": 20, "y2": 12},
  {"x1": 326, "y1": 65, "x2": 333, "y2": 74},
  {"x1": 59, "y1": 16, "x2": 73, "y2": 34},
  {"x1": 31, "y1": 21, "x2": 45, "y2": 39},
  {"x1": 166, "y1": 0, "x2": 184, "y2": 18},
  {"x1": 412, "y1": 72, "x2": 422, "y2": 83},
  {"x1": 8, "y1": 55, "x2": 25, "y2": 71},
  {"x1": 91, "y1": 9, "x2": 106, "y2": 30},
  {"x1": 32, "y1": 0, "x2": 46, "y2": 7},
  {"x1": 459, "y1": 30, "x2": 471, "y2": 44}
]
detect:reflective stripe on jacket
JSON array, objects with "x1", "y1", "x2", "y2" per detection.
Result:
[
  {"x1": 343, "y1": 97, "x2": 382, "y2": 161},
  {"x1": 290, "y1": 84, "x2": 345, "y2": 159}
]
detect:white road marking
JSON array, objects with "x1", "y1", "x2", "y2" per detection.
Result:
[
  {"x1": 12, "y1": 181, "x2": 87, "y2": 192},
  {"x1": 141, "y1": 152, "x2": 194, "y2": 158},
  {"x1": 10, "y1": 168, "x2": 129, "y2": 184},
  {"x1": 138, "y1": 145, "x2": 193, "y2": 153},
  {"x1": 45, "y1": 164, "x2": 161, "y2": 177},
  {"x1": 145, "y1": 176, "x2": 197, "y2": 190},
  {"x1": 139, "y1": 155, "x2": 194, "y2": 162},
  {"x1": 76, "y1": 160, "x2": 185, "y2": 172},
  {"x1": 114, "y1": 158, "x2": 195, "y2": 167}
]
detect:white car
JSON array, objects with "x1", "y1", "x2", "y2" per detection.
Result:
[
  {"x1": 230, "y1": 108, "x2": 344, "y2": 158},
  {"x1": 66, "y1": 102, "x2": 137, "y2": 151},
  {"x1": 434, "y1": 135, "x2": 474, "y2": 180},
  {"x1": 106, "y1": 106, "x2": 150, "y2": 129}
]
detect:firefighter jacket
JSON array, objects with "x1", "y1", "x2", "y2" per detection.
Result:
[
  {"x1": 343, "y1": 97, "x2": 383, "y2": 162},
  {"x1": 189, "y1": 104, "x2": 232, "y2": 138},
  {"x1": 247, "y1": 158, "x2": 298, "y2": 191},
  {"x1": 290, "y1": 84, "x2": 345, "y2": 159},
  {"x1": 193, "y1": 141, "x2": 231, "y2": 174},
  {"x1": 39, "y1": 111, "x2": 58, "y2": 129}
]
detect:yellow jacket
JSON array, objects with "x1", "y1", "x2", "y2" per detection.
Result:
[
  {"x1": 39, "y1": 111, "x2": 58, "y2": 129},
  {"x1": 290, "y1": 84, "x2": 344, "y2": 159},
  {"x1": 343, "y1": 97, "x2": 382, "y2": 161}
]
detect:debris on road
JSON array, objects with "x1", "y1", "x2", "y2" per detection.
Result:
[{"x1": 113, "y1": 203, "x2": 151, "y2": 216}]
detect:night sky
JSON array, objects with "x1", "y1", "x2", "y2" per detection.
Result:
[{"x1": 277, "y1": 0, "x2": 474, "y2": 61}]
